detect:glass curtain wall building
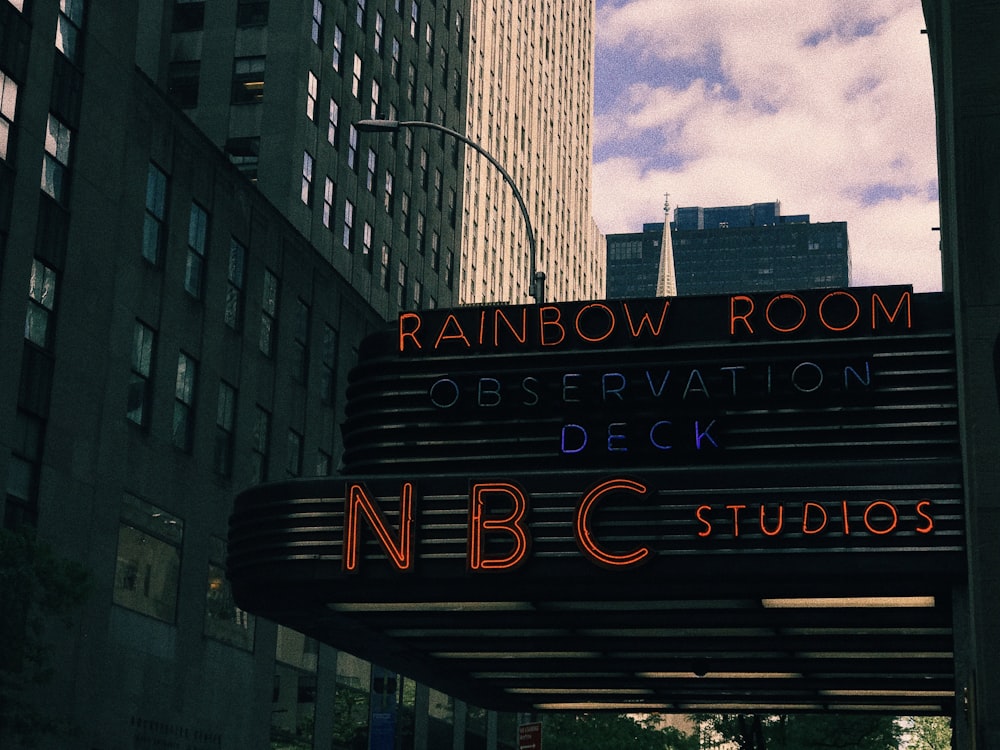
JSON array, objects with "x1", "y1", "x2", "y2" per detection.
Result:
[{"x1": 607, "y1": 201, "x2": 850, "y2": 298}]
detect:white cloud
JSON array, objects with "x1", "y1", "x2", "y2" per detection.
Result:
[{"x1": 593, "y1": 0, "x2": 941, "y2": 291}]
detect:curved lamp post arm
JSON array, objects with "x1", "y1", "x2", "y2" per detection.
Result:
[{"x1": 356, "y1": 118, "x2": 545, "y2": 302}]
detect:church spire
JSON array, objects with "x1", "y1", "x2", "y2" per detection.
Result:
[{"x1": 656, "y1": 192, "x2": 677, "y2": 297}]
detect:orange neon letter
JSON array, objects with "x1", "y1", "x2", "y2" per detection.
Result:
[
  {"x1": 872, "y1": 290, "x2": 912, "y2": 330},
  {"x1": 398, "y1": 312, "x2": 423, "y2": 352},
  {"x1": 759, "y1": 504, "x2": 784, "y2": 537},
  {"x1": 468, "y1": 482, "x2": 530, "y2": 571},
  {"x1": 765, "y1": 294, "x2": 807, "y2": 333},
  {"x1": 915, "y1": 500, "x2": 934, "y2": 534},
  {"x1": 494, "y1": 308, "x2": 528, "y2": 346},
  {"x1": 695, "y1": 505, "x2": 713, "y2": 537},
  {"x1": 622, "y1": 300, "x2": 670, "y2": 338},
  {"x1": 863, "y1": 500, "x2": 899, "y2": 535},
  {"x1": 818, "y1": 291, "x2": 861, "y2": 332},
  {"x1": 343, "y1": 482, "x2": 414, "y2": 571},
  {"x1": 802, "y1": 502, "x2": 828, "y2": 535},
  {"x1": 538, "y1": 305, "x2": 566, "y2": 347},
  {"x1": 433, "y1": 314, "x2": 472, "y2": 349},
  {"x1": 575, "y1": 303, "x2": 616, "y2": 343},
  {"x1": 730, "y1": 295, "x2": 755, "y2": 335},
  {"x1": 574, "y1": 478, "x2": 651, "y2": 568}
]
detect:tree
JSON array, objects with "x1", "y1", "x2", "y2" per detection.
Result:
[
  {"x1": 541, "y1": 712, "x2": 699, "y2": 750},
  {"x1": 699, "y1": 713, "x2": 901, "y2": 750},
  {"x1": 901, "y1": 716, "x2": 952, "y2": 750},
  {"x1": 0, "y1": 527, "x2": 91, "y2": 748}
]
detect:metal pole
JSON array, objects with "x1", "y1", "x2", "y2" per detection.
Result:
[{"x1": 355, "y1": 119, "x2": 545, "y2": 302}]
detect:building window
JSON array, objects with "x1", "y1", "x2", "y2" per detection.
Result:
[
  {"x1": 400, "y1": 191, "x2": 410, "y2": 234},
  {"x1": 424, "y1": 22, "x2": 433, "y2": 61},
  {"x1": 351, "y1": 54, "x2": 362, "y2": 99},
  {"x1": 355, "y1": 0, "x2": 366, "y2": 27},
  {"x1": 365, "y1": 148, "x2": 376, "y2": 192},
  {"x1": 24, "y1": 259, "x2": 57, "y2": 349},
  {"x1": 184, "y1": 202, "x2": 208, "y2": 298},
  {"x1": 409, "y1": 0, "x2": 418, "y2": 38},
  {"x1": 113, "y1": 495, "x2": 183, "y2": 623},
  {"x1": 293, "y1": 298, "x2": 310, "y2": 383},
  {"x1": 321, "y1": 324, "x2": 338, "y2": 403},
  {"x1": 327, "y1": 98, "x2": 339, "y2": 146},
  {"x1": 380, "y1": 243, "x2": 391, "y2": 291},
  {"x1": 226, "y1": 137, "x2": 259, "y2": 181},
  {"x1": 41, "y1": 113, "x2": 72, "y2": 204},
  {"x1": 433, "y1": 169, "x2": 442, "y2": 208},
  {"x1": 172, "y1": 352, "x2": 197, "y2": 452},
  {"x1": 412, "y1": 278, "x2": 422, "y2": 310},
  {"x1": 403, "y1": 127, "x2": 413, "y2": 167},
  {"x1": 383, "y1": 170, "x2": 394, "y2": 213},
  {"x1": 1, "y1": 71, "x2": 19, "y2": 162},
  {"x1": 168, "y1": 61, "x2": 200, "y2": 108},
  {"x1": 331, "y1": 26, "x2": 342, "y2": 72},
  {"x1": 225, "y1": 238, "x2": 246, "y2": 330},
  {"x1": 421, "y1": 84, "x2": 430, "y2": 120},
  {"x1": 172, "y1": 0, "x2": 205, "y2": 32},
  {"x1": 306, "y1": 71, "x2": 318, "y2": 120},
  {"x1": 214, "y1": 381, "x2": 236, "y2": 478},
  {"x1": 445, "y1": 249, "x2": 454, "y2": 288},
  {"x1": 390, "y1": 38, "x2": 400, "y2": 80},
  {"x1": 415, "y1": 211, "x2": 425, "y2": 254},
  {"x1": 5, "y1": 411, "x2": 44, "y2": 529},
  {"x1": 419, "y1": 148, "x2": 428, "y2": 188},
  {"x1": 369, "y1": 78, "x2": 379, "y2": 119},
  {"x1": 323, "y1": 177, "x2": 335, "y2": 228},
  {"x1": 301, "y1": 150, "x2": 314, "y2": 205},
  {"x1": 259, "y1": 268, "x2": 278, "y2": 356},
  {"x1": 406, "y1": 63, "x2": 416, "y2": 104},
  {"x1": 237, "y1": 0, "x2": 268, "y2": 26},
  {"x1": 252, "y1": 406, "x2": 271, "y2": 483},
  {"x1": 232, "y1": 56, "x2": 265, "y2": 104},
  {"x1": 362, "y1": 222, "x2": 373, "y2": 262},
  {"x1": 374, "y1": 12, "x2": 384, "y2": 55},
  {"x1": 347, "y1": 124, "x2": 358, "y2": 170},
  {"x1": 311, "y1": 0, "x2": 323, "y2": 45},
  {"x1": 286, "y1": 429, "x2": 303, "y2": 477},
  {"x1": 430, "y1": 230, "x2": 440, "y2": 271},
  {"x1": 342, "y1": 199, "x2": 354, "y2": 250},
  {"x1": 127, "y1": 320, "x2": 155, "y2": 428},
  {"x1": 141, "y1": 162, "x2": 167, "y2": 264},
  {"x1": 396, "y1": 262, "x2": 407, "y2": 308},
  {"x1": 205, "y1": 537, "x2": 254, "y2": 648},
  {"x1": 56, "y1": 0, "x2": 85, "y2": 63}
]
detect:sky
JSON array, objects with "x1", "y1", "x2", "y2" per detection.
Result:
[{"x1": 591, "y1": 0, "x2": 942, "y2": 292}]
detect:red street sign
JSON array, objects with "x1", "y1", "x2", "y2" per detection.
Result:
[{"x1": 519, "y1": 722, "x2": 542, "y2": 750}]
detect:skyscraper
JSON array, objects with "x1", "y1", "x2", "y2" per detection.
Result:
[
  {"x1": 606, "y1": 200, "x2": 850, "y2": 298},
  {"x1": 460, "y1": 3, "x2": 605, "y2": 304},
  {"x1": 137, "y1": 0, "x2": 470, "y2": 319}
]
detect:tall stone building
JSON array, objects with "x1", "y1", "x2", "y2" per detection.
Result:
[{"x1": 460, "y1": 2, "x2": 605, "y2": 304}]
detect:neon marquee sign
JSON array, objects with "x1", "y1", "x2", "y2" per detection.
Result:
[{"x1": 231, "y1": 286, "x2": 962, "y2": 585}]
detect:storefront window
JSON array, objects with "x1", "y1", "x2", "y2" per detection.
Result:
[{"x1": 112, "y1": 494, "x2": 182, "y2": 622}]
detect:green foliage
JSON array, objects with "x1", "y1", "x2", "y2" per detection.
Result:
[
  {"x1": 0, "y1": 527, "x2": 91, "y2": 748},
  {"x1": 699, "y1": 713, "x2": 901, "y2": 750},
  {"x1": 540, "y1": 712, "x2": 699, "y2": 750},
  {"x1": 901, "y1": 716, "x2": 952, "y2": 750}
]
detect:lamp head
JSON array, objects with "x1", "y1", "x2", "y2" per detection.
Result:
[{"x1": 355, "y1": 119, "x2": 401, "y2": 133}]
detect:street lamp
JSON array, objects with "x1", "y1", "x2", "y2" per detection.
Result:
[{"x1": 355, "y1": 118, "x2": 545, "y2": 303}]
